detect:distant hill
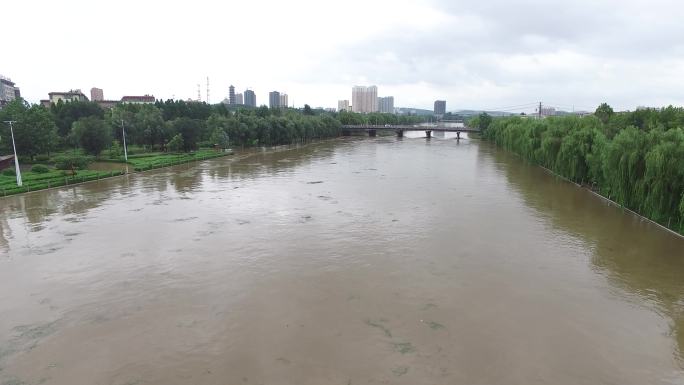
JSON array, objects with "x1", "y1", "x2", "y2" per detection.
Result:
[
  {"x1": 450, "y1": 110, "x2": 516, "y2": 117},
  {"x1": 396, "y1": 108, "x2": 590, "y2": 117},
  {"x1": 450, "y1": 109, "x2": 591, "y2": 117},
  {"x1": 395, "y1": 107, "x2": 435, "y2": 116}
]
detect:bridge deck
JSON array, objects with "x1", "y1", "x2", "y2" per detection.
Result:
[{"x1": 341, "y1": 125, "x2": 479, "y2": 132}]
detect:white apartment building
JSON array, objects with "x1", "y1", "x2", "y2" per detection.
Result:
[{"x1": 351, "y1": 85, "x2": 378, "y2": 113}]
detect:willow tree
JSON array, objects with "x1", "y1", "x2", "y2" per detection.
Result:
[{"x1": 642, "y1": 128, "x2": 684, "y2": 225}]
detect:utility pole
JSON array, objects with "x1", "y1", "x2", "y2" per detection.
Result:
[
  {"x1": 3, "y1": 120, "x2": 22, "y2": 187},
  {"x1": 538, "y1": 102, "x2": 542, "y2": 119}
]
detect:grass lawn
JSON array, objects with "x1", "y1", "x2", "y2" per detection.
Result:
[
  {"x1": 0, "y1": 169, "x2": 125, "y2": 197},
  {"x1": 126, "y1": 149, "x2": 231, "y2": 171},
  {"x1": 0, "y1": 149, "x2": 232, "y2": 197}
]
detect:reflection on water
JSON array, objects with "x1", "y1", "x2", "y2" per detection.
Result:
[
  {"x1": 0, "y1": 136, "x2": 683, "y2": 385},
  {"x1": 488, "y1": 144, "x2": 684, "y2": 360}
]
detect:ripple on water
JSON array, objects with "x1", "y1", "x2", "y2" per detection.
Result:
[{"x1": 171, "y1": 217, "x2": 199, "y2": 223}]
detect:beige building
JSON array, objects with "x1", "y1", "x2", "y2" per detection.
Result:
[
  {"x1": 352, "y1": 85, "x2": 378, "y2": 113},
  {"x1": 90, "y1": 87, "x2": 104, "y2": 101},
  {"x1": 48, "y1": 89, "x2": 89, "y2": 104},
  {"x1": 338, "y1": 100, "x2": 350, "y2": 112},
  {"x1": 121, "y1": 95, "x2": 155, "y2": 104},
  {"x1": 279, "y1": 93, "x2": 288, "y2": 108}
]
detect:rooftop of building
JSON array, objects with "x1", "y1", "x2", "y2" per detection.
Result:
[
  {"x1": 121, "y1": 95, "x2": 155, "y2": 101},
  {"x1": 48, "y1": 90, "x2": 87, "y2": 96}
]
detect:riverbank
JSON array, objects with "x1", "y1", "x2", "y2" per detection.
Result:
[
  {"x1": 479, "y1": 114, "x2": 684, "y2": 236},
  {"x1": 0, "y1": 149, "x2": 232, "y2": 197},
  {"x1": 535, "y1": 163, "x2": 684, "y2": 239},
  {"x1": 484, "y1": 138, "x2": 684, "y2": 238},
  {"x1": 0, "y1": 139, "x2": 344, "y2": 198},
  {"x1": 0, "y1": 169, "x2": 126, "y2": 197}
]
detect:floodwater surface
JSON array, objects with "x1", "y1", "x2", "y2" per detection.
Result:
[{"x1": 0, "y1": 134, "x2": 683, "y2": 385}]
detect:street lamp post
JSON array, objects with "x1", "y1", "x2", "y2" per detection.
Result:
[
  {"x1": 120, "y1": 119, "x2": 128, "y2": 162},
  {"x1": 3, "y1": 120, "x2": 22, "y2": 187}
]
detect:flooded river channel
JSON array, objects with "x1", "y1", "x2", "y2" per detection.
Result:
[{"x1": 1, "y1": 134, "x2": 683, "y2": 384}]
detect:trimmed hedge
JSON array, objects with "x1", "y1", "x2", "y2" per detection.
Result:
[
  {"x1": 31, "y1": 164, "x2": 50, "y2": 173},
  {"x1": 54, "y1": 154, "x2": 93, "y2": 170}
]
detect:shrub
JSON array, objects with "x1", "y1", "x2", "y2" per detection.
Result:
[
  {"x1": 167, "y1": 134, "x2": 185, "y2": 153},
  {"x1": 35, "y1": 154, "x2": 50, "y2": 162},
  {"x1": 2, "y1": 168, "x2": 16, "y2": 176},
  {"x1": 31, "y1": 164, "x2": 50, "y2": 173},
  {"x1": 109, "y1": 140, "x2": 122, "y2": 159},
  {"x1": 54, "y1": 154, "x2": 92, "y2": 170}
]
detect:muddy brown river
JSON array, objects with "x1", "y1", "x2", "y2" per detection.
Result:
[{"x1": 0, "y1": 134, "x2": 683, "y2": 385}]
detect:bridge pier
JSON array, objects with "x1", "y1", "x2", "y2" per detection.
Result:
[
  {"x1": 368, "y1": 129, "x2": 377, "y2": 137},
  {"x1": 396, "y1": 129, "x2": 403, "y2": 138},
  {"x1": 425, "y1": 130, "x2": 432, "y2": 139},
  {"x1": 342, "y1": 130, "x2": 351, "y2": 136}
]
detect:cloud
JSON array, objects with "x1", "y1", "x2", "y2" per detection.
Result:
[{"x1": 3, "y1": 0, "x2": 684, "y2": 111}]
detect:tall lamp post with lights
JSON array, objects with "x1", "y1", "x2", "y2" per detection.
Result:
[{"x1": 3, "y1": 120, "x2": 22, "y2": 187}]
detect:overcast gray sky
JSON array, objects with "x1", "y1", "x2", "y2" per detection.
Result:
[{"x1": 4, "y1": 0, "x2": 684, "y2": 112}]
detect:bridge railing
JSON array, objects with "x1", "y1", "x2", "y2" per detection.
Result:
[{"x1": 340, "y1": 124, "x2": 479, "y2": 131}]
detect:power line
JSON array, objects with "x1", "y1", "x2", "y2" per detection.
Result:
[
  {"x1": 475, "y1": 102, "x2": 539, "y2": 111},
  {"x1": 543, "y1": 102, "x2": 595, "y2": 111}
]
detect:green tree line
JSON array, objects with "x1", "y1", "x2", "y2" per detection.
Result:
[
  {"x1": 0, "y1": 99, "x2": 427, "y2": 160},
  {"x1": 474, "y1": 104, "x2": 684, "y2": 234}
]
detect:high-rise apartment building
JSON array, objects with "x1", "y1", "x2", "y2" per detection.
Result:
[
  {"x1": 229, "y1": 85, "x2": 236, "y2": 105},
  {"x1": 244, "y1": 89, "x2": 256, "y2": 107},
  {"x1": 90, "y1": 87, "x2": 104, "y2": 101},
  {"x1": 338, "y1": 100, "x2": 350, "y2": 112},
  {"x1": 378, "y1": 96, "x2": 394, "y2": 114},
  {"x1": 434, "y1": 100, "x2": 446, "y2": 115},
  {"x1": 352, "y1": 85, "x2": 378, "y2": 113},
  {"x1": 269, "y1": 91, "x2": 281, "y2": 109},
  {"x1": 236, "y1": 93, "x2": 243, "y2": 105},
  {"x1": 279, "y1": 94, "x2": 288, "y2": 108},
  {"x1": 0, "y1": 76, "x2": 18, "y2": 108}
]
